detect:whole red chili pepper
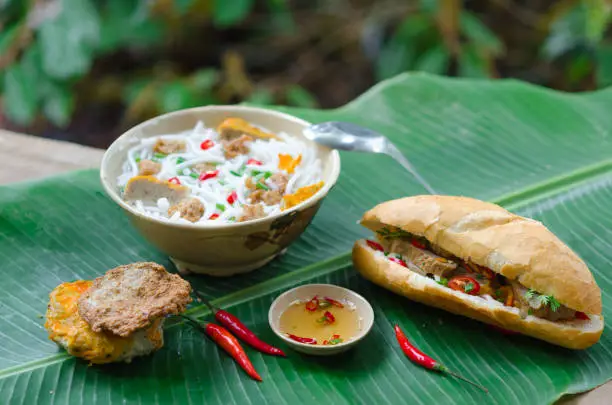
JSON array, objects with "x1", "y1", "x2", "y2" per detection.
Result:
[
  {"x1": 194, "y1": 290, "x2": 285, "y2": 357},
  {"x1": 287, "y1": 334, "x2": 317, "y2": 344},
  {"x1": 182, "y1": 315, "x2": 262, "y2": 381},
  {"x1": 394, "y1": 325, "x2": 488, "y2": 393}
]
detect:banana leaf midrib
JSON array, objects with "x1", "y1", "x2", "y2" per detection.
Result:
[{"x1": 2, "y1": 156, "x2": 608, "y2": 383}]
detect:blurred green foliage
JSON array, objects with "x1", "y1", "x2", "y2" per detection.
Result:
[{"x1": 0, "y1": 0, "x2": 611, "y2": 134}]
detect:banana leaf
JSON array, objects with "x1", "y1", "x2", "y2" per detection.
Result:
[{"x1": 1, "y1": 73, "x2": 611, "y2": 405}]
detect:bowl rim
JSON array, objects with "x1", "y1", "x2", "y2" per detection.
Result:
[
  {"x1": 268, "y1": 283, "x2": 375, "y2": 350},
  {"x1": 100, "y1": 105, "x2": 341, "y2": 230}
]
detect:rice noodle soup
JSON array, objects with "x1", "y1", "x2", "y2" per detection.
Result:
[{"x1": 117, "y1": 118, "x2": 324, "y2": 224}]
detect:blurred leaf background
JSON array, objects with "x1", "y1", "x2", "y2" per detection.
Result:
[{"x1": 0, "y1": 0, "x2": 611, "y2": 147}]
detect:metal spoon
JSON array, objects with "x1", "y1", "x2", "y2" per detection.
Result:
[{"x1": 303, "y1": 121, "x2": 437, "y2": 194}]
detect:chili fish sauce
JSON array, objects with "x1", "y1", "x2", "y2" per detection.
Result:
[{"x1": 279, "y1": 297, "x2": 361, "y2": 345}]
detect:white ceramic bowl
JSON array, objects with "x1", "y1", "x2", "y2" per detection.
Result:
[
  {"x1": 100, "y1": 106, "x2": 341, "y2": 277},
  {"x1": 268, "y1": 284, "x2": 375, "y2": 356}
]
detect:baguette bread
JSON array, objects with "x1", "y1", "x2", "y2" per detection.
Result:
[{"x1": 353, "y1": 195, "x2": 604, "y2": 349}]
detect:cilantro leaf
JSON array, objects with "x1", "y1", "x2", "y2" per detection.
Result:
[
  {"x1": 547, "y1": 296, "x2": 561, "y2": 312},
  {"x1": 525, "y1": 289, "x2": 537, "y2": 300},
  {"x1": 464, "y1": 282, "x2": 474, "y2": 293}
]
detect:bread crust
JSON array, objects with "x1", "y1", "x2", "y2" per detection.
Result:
[
  {"x1": 353, "y1": 241, "x2": 603, "y2": 349},
  {"x1": 361, "y1": 195, "x2": 602, "y2": 315}
]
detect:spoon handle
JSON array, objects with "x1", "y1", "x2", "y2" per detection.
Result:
[{"x1": 384, "y1": 142, "x2": 437, "y2": 194}]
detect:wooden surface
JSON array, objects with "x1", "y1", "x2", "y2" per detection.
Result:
[{"x1": 0, "y1": 129, "x2": 608, "y2": 405}]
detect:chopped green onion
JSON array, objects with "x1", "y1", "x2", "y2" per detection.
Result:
[
  {"x1": 251, "y1": 170, "x2": 262, "y2": 176},
  {"x1": 464, "y1": 282, "x2": 475, "y2": 293},
  {"x1": 437, "y1": 278, "x2": 448, "y2": 287},
  {"x1": 228, "y1": 216, "x2": 236, "y2": 222},
  {"x1": 189, "y1": 172, "x2": 198, "y2": 179},
  {"x1": 256, "y1": 182, "x2": 269, "y2": 191},
  {"x1": 219, "y1": 180, "x2": 228, "y2": 186},
  {"x1": 264, "y1": 171, "x2": 273, "y2": 179},
  {"x1": 176, "y1": 157, "x2": 186, "y2": 164},
  {"x1": 216, "y1": 203, "x2": 226, "y2": 212},
  {"x1": 318, "y1": 301, "x2": 331, "y2": 309},
  {"x1": 230, "y1": 164, "x2": 247, "y2": 177},
  {"x1": 135, "y1": 156, "x2": 141, "y2": 163},
  {"x1": 154, "y1": 153, "x2": 167, "y2": 159},
  {"x1": 328, "y1": 338, "x2": 343, "y2": 345}
]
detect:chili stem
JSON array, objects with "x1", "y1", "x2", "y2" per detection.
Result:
[
  {"x1": 442, "y1": 368, "x2": 489, "y2": 393},
  {"x1": 192, "y1": 289, "x2": 218, "y2": 314}
]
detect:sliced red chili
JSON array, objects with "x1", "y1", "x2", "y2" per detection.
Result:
[
  {"x1": 323, "y1": 311, "x2": 335, "y2": 324},
  {"x1": 332, "y1": 334, "x2": 340, "y2": 339},
  {"x1": 411, "y1": 238, "x2": 427, "y2": 250},
  {"x1": 247, "y1": 158, "x2": 262, "y2": 165},
  {"x1": 287, "y1": 334, "x2": 317, "y2": 344},
  {"x1": 448, "y1": 276, "x2": 480, "y2": 295},
  {"x1": 576, "y1": 311, "x2": 590, "y2": 320},
  {"x1": 305, "y1": 296, "x2": 319, "y2": 312},
  {"x1": 227, "y1": 191, "x2": 238, "y2": 205},
  {"x1": 199, "y1": 170, "x2": 219, "y2": 181},
  {"x1": 389, "y1": 257, "x2": 408, "y2": 267},
  {"x1": 323, "y1": 297, "x2": 344, "y2": 308},
  {"x1": 366, "y1": 240, "x2": 384, "y2": 252},
  {"x1": 209, "y1": 213, "x2": 220, "y2": 220},
  {"x1": 168, "y1": 177, "x2": 181, "y2": 185},
  {"x1": 200, "y1": 139, "x2": 214, "y2": 150}
]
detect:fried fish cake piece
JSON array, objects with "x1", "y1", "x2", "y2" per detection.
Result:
[
  {"x1": 78, "y1": 262, "x2": 192, "y2": 337},
  {"x1": 45, "y1": 280, "x2": 164, "y2": 364}
]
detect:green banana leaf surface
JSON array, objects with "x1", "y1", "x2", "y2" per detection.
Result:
[{"x1": 1, "y1": 73, "x2": 611, "y2": 405}]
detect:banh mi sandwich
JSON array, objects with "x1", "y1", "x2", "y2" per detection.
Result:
[
  {"x1": 45, "y1": 262, "x2": 191, "y2": 364},
  {"x1": 352, "y1": 195, "x2": 603, "y2": 349}
]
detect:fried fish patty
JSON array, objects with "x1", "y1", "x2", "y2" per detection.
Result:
[
  {"x1": 78, "y1": 262, "x2": 192, "y2": 337},
  {"x1": 45, "y1": 280, "x2": 164, "y2": 364}
]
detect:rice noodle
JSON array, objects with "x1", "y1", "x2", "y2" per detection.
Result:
[{"x1": 117, "y1": 120, "x2": 323, "y2": 224}]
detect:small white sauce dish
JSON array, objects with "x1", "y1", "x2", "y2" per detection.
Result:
[{"x1": 268, "y1": 283, "x2": 375, "y2": 356}]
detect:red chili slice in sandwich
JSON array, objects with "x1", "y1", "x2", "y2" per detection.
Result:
[
  {"x1": 575, "y1": 311, "x2": 590, "y2": 320},
  {"x1": 366, "y1": 240, "x2": 384, "y2": 252},
  {"x1": 448, "y1": 276, "x2": 480, "y2": 295},
  {"x1": 389, "y1": 257, "x2": 408, "y2": 267},
  {"x1": 410, "y1": 239, "x2": 427, "y2": 250}
]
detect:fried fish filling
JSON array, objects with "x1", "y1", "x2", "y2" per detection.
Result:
[{"x1": 371, "y1": 227, "x2": 589, "y2": 322}]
